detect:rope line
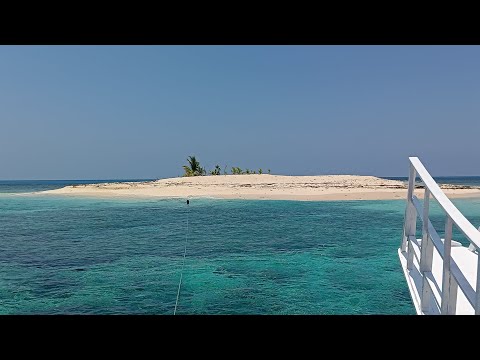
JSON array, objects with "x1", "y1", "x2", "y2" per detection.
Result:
[{"x1": 174, "y1": 199, "x2": 189, "y2": 315}]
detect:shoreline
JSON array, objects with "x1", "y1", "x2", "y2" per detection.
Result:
[{"x1": 39, "y1": 174, "x2": 480, "y2": 201}]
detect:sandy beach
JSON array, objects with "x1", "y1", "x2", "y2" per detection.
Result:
[{"x1": 41, "y1": 175, "x2": 480, "y2": 201}]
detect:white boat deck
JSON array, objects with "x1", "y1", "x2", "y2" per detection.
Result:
[{"x1": 399, "y1": 240, "x2": 478, "y2": 315}]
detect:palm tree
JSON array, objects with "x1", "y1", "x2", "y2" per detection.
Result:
[
  {"x1": 183, "y1": 156, "x2": 204, "y2": 177},
  {"x1": 209, "y1": 164, "x2": 221, "y2": 175}
]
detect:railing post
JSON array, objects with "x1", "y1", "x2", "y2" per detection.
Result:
[
  {"x1": 476, "y1": 226, "x2": 480, "y2": 314},
  {"x1": 476, "y1": 255, "x2": 480, "y2": 315},
  {"x1": 402, "y1": 163, "x2": 417, "y2": 253},
  {"x1": 407, "y1": 238, "x2": 414, "y2": 270},
  {"x1": 420, "y1": 188, "x2": 432, "y2": 271},
  {"x1": 468, "y1": 226, "x2": 480, "y2": 253},
  {"x1": 402, "y1": 209, "x2": 409, "y2": 252},
  {"x1": 441, "y1": 216, "x2": 457, "y2": 314},
  {"x1": 420, "y1": 188, "x2": 433, "y2": 313}
]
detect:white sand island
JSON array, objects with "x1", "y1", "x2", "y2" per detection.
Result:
[{"x1": 41, "y1": 175, "x2": 480, "y2": 201}]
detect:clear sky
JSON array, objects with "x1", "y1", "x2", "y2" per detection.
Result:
[{"x1": 1, "y1": 45, "x2": 479, "y2": 179}]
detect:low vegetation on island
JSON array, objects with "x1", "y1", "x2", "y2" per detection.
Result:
[{"x1": 182, "y1": 155, "x2": 270, "y2": 177}]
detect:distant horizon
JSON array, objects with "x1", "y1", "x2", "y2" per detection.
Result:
[{"x1": 2, "y1": 174, "x2": 480, "y2": 181}]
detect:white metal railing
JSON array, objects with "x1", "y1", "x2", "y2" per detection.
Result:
[{"x1": 401, "y1": 157, "x2": 480, "y2": 314}]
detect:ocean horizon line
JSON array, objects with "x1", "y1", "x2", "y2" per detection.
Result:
[
  {"x1": 0, "y1": 178, "x2": 155, "y2": 182},
  {"x1": 3, "y1": 175, "x2": 480, "y2": 182}
]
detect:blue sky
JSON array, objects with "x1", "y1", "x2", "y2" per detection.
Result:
[{"x1": 1, "y1": 45, "x2": 479, "y2": 179}]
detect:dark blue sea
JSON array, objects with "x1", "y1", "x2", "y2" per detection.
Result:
[{"x1": 1, "y1": 178, "x2": 479, "y2": 314}]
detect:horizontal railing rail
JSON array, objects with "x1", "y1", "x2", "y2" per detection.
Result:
[{"x1": 409, "y1": 157, "x2": 480, "y2": 251}]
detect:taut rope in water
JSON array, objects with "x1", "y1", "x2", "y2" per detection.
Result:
[{"x1": 174, "y1": 199, "x2": 189, "y2": 315}]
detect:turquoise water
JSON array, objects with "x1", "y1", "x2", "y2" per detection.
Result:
[{"x1": 1, "y1": 184, "x2": 480, "y2": 314}]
